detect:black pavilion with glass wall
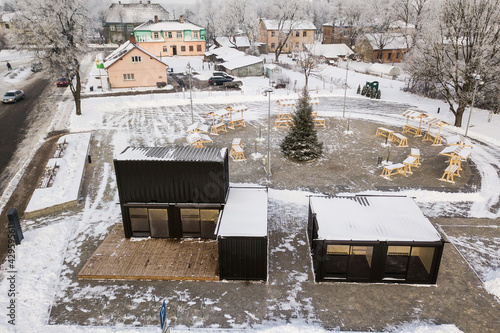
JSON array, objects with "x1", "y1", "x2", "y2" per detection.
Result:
[
  {"x1": 114, "y1": 146, "x2": 229, "y2": 239},
  {"x1": 308, "y1": 196, "x2": 445, "y2": 284}
]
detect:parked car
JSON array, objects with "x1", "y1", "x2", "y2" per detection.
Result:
[
  {"x1": 2, "y1": 90, "x2": 25, "y2": 103},
  {"x1": 57, "y1": 78, "x2": 69, "y2": 87},
  {"x1": 212, "y1": 71, "x2": 232, "y2": 78},
  {"x1": 223, "y1": 80, "x2": 243, "y2": 88},
  {"x1": 208, "y1": 75, "x2": 234, "y2": 86}
]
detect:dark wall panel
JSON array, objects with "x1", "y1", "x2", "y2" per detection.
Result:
[{"x1": 218, "y1": 237, "x2": 267, "y2": 281}]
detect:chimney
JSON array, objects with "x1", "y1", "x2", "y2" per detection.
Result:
[
  {"x1": 129, "y1": 33, "x2": 136, "y2": 44},
  {"x1": 179, "y1": 15, "x2": 184, "y2": 23},
  {"x1": 154, "y1": 15, "x2": 159, "y2": 23}
]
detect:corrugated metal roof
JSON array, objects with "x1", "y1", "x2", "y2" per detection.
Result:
[
  {"x1": 310, "y1": 196, "x2": 443, "y2": 242},
  {"x1": 105, "y1": 3, "x2": 170, "y2": 23},
  {"x1": 261, "y1": 19, "x2": 316, "y2": 31},
  {"x1": 116, "y1": 146, "x2": 227, "y2": 162}
]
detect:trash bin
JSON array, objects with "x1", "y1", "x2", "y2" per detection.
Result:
[{"x1": 90, "y1": 86, "x2": 94, "y2": 91}]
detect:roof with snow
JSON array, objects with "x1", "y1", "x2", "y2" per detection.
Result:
[
  {"x1": 304, "y1": 43, "x2": 354, "y2": 59},
  {"x1": 215, "y1": 36, "x2": 251, "y2": 48},
  {"x1": 135, "y1": 19, "x2": 204, "y2": 32},
  {"x1": 222, "y1": 56, "x2": 263, "y2": 70},
  {"x1": 365, "y1": 33, "x2": 409, "y2": 50},
  {"x1": 261, "y1": 19, "x2": 316, "y2": 31},
  {"x1": 105, "y1": 2, "x2": 170, "y2": 24},
  {"x1": 309, "y1": 196, "x2": 443, "y2": 242},
  {"x1": 103, "y1": 41, "x2": 167, "y2": 68},
  {"x1": 116, "y1": 146, "x2": 227, "y2": 162},
  {"x1": 205, "y1": 46, "x2": 245, "y2": 62},
  {"x1": 217, "y1": 187, "x2": 268, "y2": 237}
]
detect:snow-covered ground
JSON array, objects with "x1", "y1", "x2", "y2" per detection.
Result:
[{"x1": 0, "y1": 50, "x2": 499, "y2": 332}]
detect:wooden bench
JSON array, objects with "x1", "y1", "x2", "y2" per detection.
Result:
[
  {"x1": 410, "y1": 148, "x2": 421, "y2": 166},
  {"x1": 231, "y1": 145, "x2": 246, "y2": 161},
  {"x1": 314, "y1": 118, "x2": 325, "y2": 127},
  {"x1": 376, "y1": 127, "x2": 394, "y2": 138},
  {"x1": 278, "y1": 112, "x2": 293, "y2": 121},
  {"x1": 381, "y1": 163, "x2": 406, "y2": 180},
  {"x1": 389, "y1": 133, "x2": 408, "y2": 147},
  {"x1": 423, "y1": 131, "x2": 442, "y2": 145},
  {"x1": 402, "y1": 156, "x2": 419, "y2": 174},
  {"x1": 210, "y1": 122, "x2": 227, "y2": 135},
  {"x1": 440, "y1": 164, "x2": 460, "y2": 183},
  {"x1": 403, "y1": 124, "x2": 422, "y2": 137},
  {"x1": 274, "y1": 119, "x2": 293, "y2": 129},
  {"x1": 186, "y1": 123, "x2": 209, "y2": 134}
]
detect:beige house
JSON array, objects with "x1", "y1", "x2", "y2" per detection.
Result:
[
  {"x1": 104, "y1": 41, "x2": 168, "y2": 88},
  {"x1": 258, "y1": 19, "x2": 316, "y2": 54},
  {"x1": 134, "y1": 16, "x2": 206, "y2": 57}
]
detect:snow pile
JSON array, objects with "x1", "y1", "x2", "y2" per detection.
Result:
[{"x1": 484, "y1": 269, "x2": 500, "y2": 299}]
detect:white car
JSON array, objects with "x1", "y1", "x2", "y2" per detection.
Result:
[{"x1": 2, "y1": 90, "x2": 25, "y2": 103}]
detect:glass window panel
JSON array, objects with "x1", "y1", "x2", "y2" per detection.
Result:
[
  {"x1": 407, "y1": 247, "x2": 435, "y2": 281},
  {"x1": 200, "y1": 209, "x2": 219, "y2": 222},
  {"x1": 129, "y1": 208, "x2": 149, "y2": 233},
  {"x1": 384, "y1": 246, "x2": 410, "y2": 280},
  {"x1": 348, "y1": 246, "x2": 373, "y2": 279},
  {"x1": 387, "y1": 246, "x2": 411, "y2": 256},
  {"x1": 149, "y1": 209, "x2": 169, "y2": 238},
  {"x1": 181, "y1": 208, "x2": 200, "y2": 237},
  {"x1": 326, "y1": 244, "x2": 349, "y2": 255}
]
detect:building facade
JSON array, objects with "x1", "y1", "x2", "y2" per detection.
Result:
[
  {"x1": 322, "y1": 22, "x2": 354, "y2": 46},
  {"x1": 104, "y1": 41, "x2": 168, "y2": 88},
  {"x1": 258, "y1": 19, "x2": 316, "y2": 54},
  {"x1": 103, "y1": 1, "x2": 170, "y2": 44},
  {"x1": 134, "y1": 16, "x2": 206, "y2": 57}
]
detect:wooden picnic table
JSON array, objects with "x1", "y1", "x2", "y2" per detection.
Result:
[
  {"x1": 422, "y1": 117, "x2": 448, "y2": 145},
  {"x1": 381, "y1": 163, "x2": 406, "y2": 180},
  {"x1": 376, "y1": 127, "x2": 394, "y2": 138},
  {"x1": 206, "y1": 109, "x2": 230, "y2": 135},
  {"x1": 225, "y1": 105, "x2": 247, "y2": 129},
  {"x1": 389, "y1": 132, "x2": 408, "y2": 147},
  {"x1": 186, "y1": 132, "x2": 213, "y2": 148},
  {"x1": 276, "y1": 99, "x2": 295, "y2": 120},
  {"x1": 186, "y1": 123, "x2": 209, "y2": 134},
  {"x1": 402, "y1": 110, "x2": 427, "y2": 137}
]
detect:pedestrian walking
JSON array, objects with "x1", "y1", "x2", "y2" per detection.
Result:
[{"x1": 6, "y1": 62, "x2": 12, "y2": 70}]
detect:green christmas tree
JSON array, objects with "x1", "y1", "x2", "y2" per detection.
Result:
[{"x1": 280, "y1": 88, "x2": 323, "y2": 161}]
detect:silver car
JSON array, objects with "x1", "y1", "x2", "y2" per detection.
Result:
[{"x1": 2, "y1": 90, "x2": 25, "y2": 103}]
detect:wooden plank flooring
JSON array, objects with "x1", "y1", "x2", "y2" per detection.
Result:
[{"x1": 78, "y1": 224, "x2": 219, "y2": 281}]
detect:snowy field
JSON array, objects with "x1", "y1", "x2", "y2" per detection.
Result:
[{"x1": 0, "y1": 50, "x2": 499, "y2": 332}]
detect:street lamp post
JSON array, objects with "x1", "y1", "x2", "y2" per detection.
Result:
[
  {"x1": 465, "y1": 74, "x2": 482, "y2": 138},
  {"x1": 186, "y1": 62, "x2": 194, "y2": 123},
  {"x1": 262, "y1": 87, "x2": 273, "y2": 181},
  {"x1": 342, "y1": 59, "x2": 349, "y2": 118}
]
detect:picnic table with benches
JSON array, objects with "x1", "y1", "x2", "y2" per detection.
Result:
[
  {"x1": 206, "y1": 109, "x2": 230, "y2": 135},
  {"x1": 186, "y1": 132, "x2": 213, "y2": 148},
  {"x1": 402, "y1": 109, "x2": 427, "y2": 137},
  {"x1": 230, "y1": 138, "x2": 246, "y2": 161},
  {"x1": 226, "y1": 105, "x2": 247, "y2": 129},
  {"x1": 389, "y1": 132, "x2": 408, "y2": 147},
  {"x1": 422, "y1": 117, "x2": 448, "y2": 146},
  {"x1": 186, "y1": 123, "x2": 209, "y2": 134},
  {"x1": 376, "y1": 127, "x2": 394, "y2": 138},
  {"x1": 380, "y1": 163, "x2": 406, "y2": 180}
]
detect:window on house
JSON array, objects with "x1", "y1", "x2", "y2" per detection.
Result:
[
  {"x1": 153, "y1": 32, "x2": 159, "y2": 39},
  {"x1": 377, "y1": 52, "x2": 383, "y2": 60},
  {"x1": 116, "y1": 25, "x2": 123, "y2": 32},
  {"x1": 303, "y1": 31, "x2": 307, "y2": 37},
  {"x1": 344, "y1": 29, "x2": 349, "y2": 37},
  {"x1": 189, "y1": 45, "x2": 194, "y2": 52},
  {"x1": 193, "y1": 31, "x2": 199, "y2": 38},
  {"x1": 181, "y1": 46, "x2": 186, "y2": 52},
  {"x1": 168, "y1": 31, "x2": 172, "y2": 38},
  {"x1": 197, "y1": 45, "x2": 202, "y2": 51},
  {"x1": 110, "y1": 25, "x2": 116, "y2": 31},
  {"x1": 387, "y1": 53, "x2": 392, "y2": 60},
  {"x1": 295, "y1": 42, "x2": 299, "y2": 48},
  {"x1": 123, "y1": 73, "x2": 135, "y2": 81},
  {"x1": 396, "y1": 53, "x2": 400, "y2": 59},
  {"x1": 163, "y1": 46, "x2": 168, "y2": 53},
  {"x1": 271, "y1": 31, "x2": 275, "y2": 37},
  {"x1": 271, "y1": 43, "x2": 275, "y2": 49},
  {"x1": 131, "y1": 56, "x2": 142, "y2": 63},
  {"x1": 295, "y1": 31, "x2": 300, "y2": 37},
  {"x1": 5, "y1": 23, "x2": 9, "y2": 29},
  {"x1": 127, "y1": 25, "x2": 134, "y2": 32},
  {"x1": 177, "y1": 32, "x2": 182, "y2": 38}
]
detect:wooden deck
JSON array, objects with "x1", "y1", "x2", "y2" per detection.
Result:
[{"x1": 78, "y1": 224, "x2": 219, "y2": 281}]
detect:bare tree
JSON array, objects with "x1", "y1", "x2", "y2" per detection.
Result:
[
  {"x1": 268, "y1": 0, "x2": 305, "y2": 62},
  {"x1": 406, "y1": 0, "x2": 500, "y2": 127},
  {"x1": 14, "y1": 0, "x2": 91, "y2": 116},
  {"x1": 293, "y1": 49, "x2": 317, "y2": 89}
]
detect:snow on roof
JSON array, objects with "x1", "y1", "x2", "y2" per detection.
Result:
[
  {"x1": 206, "y1": 46, "x2": 245, "y2": 62},
  {"x1": 103, "y1": 41, "x2": 167, "y2": 68},
  {"x1": 261, "y1": 19, "x2": 316, "y2": 31},
  {"x1": 390, "y1": 20, "x2": 416, "y2": 30},
  {"x1": 217, "y1": 187, "x2": 268, "y2": 237},
  {"x1": 135, "y1": 19, "x2": 204, "y2": 32},
  {"x1": 310, "y1": 196, "x2": 443, "y2": 242},
  {"x1": 115, "y1": 146, "x2": 227, "y2": 162},
  {"x1": 370, "y1": 63, "x2": 401, "y2": 76},
  {"x1": 1, "y1": 12, "x2": 17, "y2": 22},
  {"x1": 365, "y1": 33, "x2": 409, "y2": 50},
  {"x1": 105, "y1": 3, "x2": 170, "y2": 24},
  {"x1": 222, "y1": 55, "x2": 263, "y2": 71},
  {"x1": 215, "y1": 36, "x2": 251, "y2": 48},
  {"x1": 304, "y1": 43, "x2": 354, "y2": 59}
]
